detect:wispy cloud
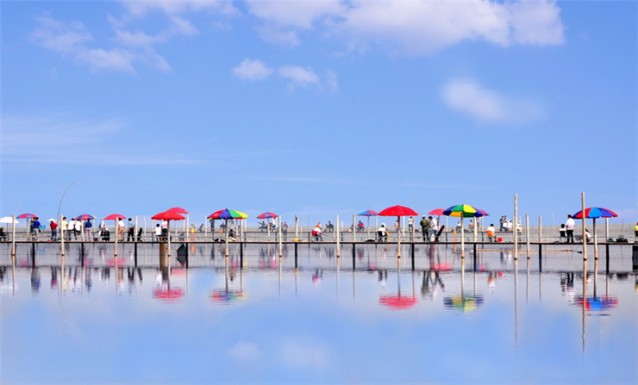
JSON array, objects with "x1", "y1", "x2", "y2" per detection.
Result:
[
  {"x1": 441, "y1": 78, "x2": 543, "y2": 125},
  {"x1": 1, "y1": 113, "x2": 199, "y2": 166},
  {"x1": 278, "y1": 65, "x2": 320, "y2": 89},
  {"x1": 232, "y1": 59, "x2": 273, "y2": 80}
]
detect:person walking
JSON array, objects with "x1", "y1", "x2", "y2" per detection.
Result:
[
  {"x1": 127, "y1": 218, "x2": 135, "y2": 242},
  {"x1": 565, "y1": 215, "x2": 575, "y2": 243},
  {"x1": 428, "y1": 216, "x2": 438, "y2": 241},
  {"x1": 49, "y1": 219, "x2": 58, "y2": 241}
]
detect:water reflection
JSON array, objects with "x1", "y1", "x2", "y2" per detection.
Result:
[{"x1": 1, "y1": 243, "x2": 637, "y2": 384}]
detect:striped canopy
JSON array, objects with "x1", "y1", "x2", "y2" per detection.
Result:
[
  {"x1": 572, "y1": 207, "x2": 618, "y2": 219},
  {"x1": 208, "y1": 209, "x2": 248, "y2": 220},
  {"x1": 443, "y1": 204, "x2": 484, "y2": 218}
]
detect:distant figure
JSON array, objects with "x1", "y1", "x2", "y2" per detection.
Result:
[
  {"x1": 565, "y1": 215, "x2": 575, "y2": 243},
  {"x1": 61, "y1": 217, "x2": 69, "y2": 240},
  {"x1": 559, "y1": 224, "x2": 566, "y2": 243},
  {"x1": 154, "y1": 224, "x2": 162, "y2": 241},
  {"x1": 282, "y1": 221, "x2": 289, "y2": 240},
  {"x1": 0, "y1": 227, "x2": 6, "y2": 242},
  {"x1": 377, "y1": 223, "x2": 387, "y2": 243},
  {"x1": 357, "y1": 220, "x2": 364, "y2": 232},
  {"x1": 428, "y1": 216, "x2": 438, "y2": 241},
  {"x1": 127, "y1": 218, "x2": 135, "y2": 242},
  {"x1": 408, "y1": 216, "x2": 414, "y2": 233},
  {"x1": 585, "y1": 229, "x2": 592, "y2": 243},
  {"x1": 634, "y1": 222, "x2": 638, "y2": 240},
  {"x1": 49, "y1": 220, "x2": 58, "y2": 241},
  {"x1": 486, "y1": 224, "x2": 496, "y2": 242},
  {"x1": 30, "y1": 217, "x2": 41, "y2": 239},
  {"x1": 420, "y1": 216, "x2": 431, "y2": 242},
  {"x1": 85, "y1": 219, "x2": 93, "y2": 240},
  {"x1": 312, "y1": 223, "x2": 323, "y2": 241},
  {"x1": 325, "y1": 221, "x2": 334, "y2": 232},
  {"x1": 67, "y1": 217, "x2": 76, "y2": 240}
]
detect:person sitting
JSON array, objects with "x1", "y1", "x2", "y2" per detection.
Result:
[
  {"x1": 486, "y1": 224, "x2": 496, "y2": 242},
  {"x1": 100, "y1": 228, "x2": 110, "y2": 242},
  {"x1": 559, "y1": 224, "x2": 567, "y2": 243},
  {"x1": 377, "y1": 223, "x2": 387, "y2": 243}
]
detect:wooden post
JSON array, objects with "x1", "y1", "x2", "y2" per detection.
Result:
[
  {"x1": 278, "y1": 216, "x2": 283, "y2": 258},
  {"x1": 11, "y1": 214, "x2": 16, "y2": 259},
  {"x1": 581, "y1": 192, "x2": 587, "y2": 263},
  {"x1": 411, "y1": 242, "x2": 415, "y2": 271},
  {"x1": 352, "y1": 243, "x2": 356, "y2": 269},
  {"x1": 294, "y1": 242, "x2": 298, "y2": 270},
  {"x1": 513, "y1": 194, "x2": 518, "y2": 261},
  {"x1": 336, "y1": 215, "x2": 340, "y2": 258},
  {"x1": 538, "y1": 215, "x2": 543, "y2": 243},
  {"x1": 526, "y1": 215, "x2": 530, "y2": 259}
]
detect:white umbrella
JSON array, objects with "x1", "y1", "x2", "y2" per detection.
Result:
[{"x1": 0, "y1": 216, "x2": 20, "y2": 224}]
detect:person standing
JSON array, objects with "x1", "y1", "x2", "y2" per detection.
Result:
[
  {"x1": 74, "y1": 219, "x2": 82, "y2": 241},
  {"x1": 127, "y1": 218, "x2": 135, "y2": 242},
  {"x1": 559, "y1": 224, "x2": 567, "y2": 243},
  {"x1": 50, "y1": 219, "x2": 58, "y2": 241},
  {"x1": 68, "y1": 217, "x2": 77, "y2": 240},
  {"x1": 565, "y1": 215, "x2": 576, "y2": 243},
  {"x1": 634, "y1": 222, "x2": 638, "y2": 240},
  {"x1": 428, "y1": 216, "x2": 438, "y2": 241},
  {"x1": 420, "y1": 216, "x2": 431, "y2": 242},
  {"x1": 30, "y1": 217, "x2": 41, "y2": 240},
  {"x1": 61, "y1": 217, "x2": 69, "y2": 240},
  {"x1": 85, "y1": 219, "x2": 93, "y2": 240}
]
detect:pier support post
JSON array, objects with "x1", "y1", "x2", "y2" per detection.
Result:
[
  {"x1": 411, "y1": 243, "x2": 415, "y2": 271},
  {"x1": 294, "y1": 242, "x2": 298, "y2": 270},
  {"x1": 352, "y1": 243, "x2": 356, "y2": 270}
]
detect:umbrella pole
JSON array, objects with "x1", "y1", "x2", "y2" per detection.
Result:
[
  {"x1": 278, "y1": 217, "x2": 283, "y2": 258},
  {"x1": 397, "y1": 216, "x2": 401, "y2": 258},
  {"x1": 460, "y1": 217, "x2": 464, "y2": 259},
  {"x1": 225, "y1": 219, "x2": 229, "y2": 258},
  {"x1": 114, "y1": 220, "x2": 119, "y2": 258},
  {"x1": 11, "y1": 214, "x2": 16, "y2": 258},
  {"x1": 593, "y1": 218, "x2": 598, "y2": 261}
]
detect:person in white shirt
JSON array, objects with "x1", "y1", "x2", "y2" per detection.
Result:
[
  {"x1": 377, "y1": 223, "x2": 387, "y2": 242},
  {"x1": 565, "y1": 214, "x2": 576, "y2": 243},
  {"x1": 486, "y1": 224, "x2": 496, "y2": 242}
]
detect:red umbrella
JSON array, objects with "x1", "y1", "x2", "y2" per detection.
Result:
[
  {"x1": 378, "y1": 205, "x2": 418, "y2": 255},
  {"x1": 379, "y1": 295, "x2": 417, "y2": 310},
  {"x1": 104, "y1": 213, "x2": 126, "y2": 220},
  {"x1": 428, "y1": 208, "x2": 445, "y2": 216},
  {"x1": 152, "y1": 211, "x2": 185, "y2": 221},
  {"x1": 74, "y1": 214, "x2": 95, "y2": 221},
  {"x1": 378, "y1": 205, "x2": 418, "y2": 217},
  {"x1": 167, "y1": 207, "x2": 189, "y2": 214},
  {"x1": 17, "y1": 213, "x2": 38, "y2": 219},
  {"x1": 257, "y1": 212, "x2": 278, "y2": 219}
]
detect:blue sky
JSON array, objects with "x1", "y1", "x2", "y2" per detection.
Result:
[{"x1": 1, "y1": 0, "x2": 636, "y2": 226}]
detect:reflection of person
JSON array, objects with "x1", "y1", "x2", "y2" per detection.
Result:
[
  {"x1": 565, "y1": 215, "x2": 575, "y2": 243},
  {"x1": 377, "y1": 223, "x2": 387, "y2": 242},
  {"x1": 559, "y1": 224, "x2": 566, "y2": 243},
  {"x1": 486, "y1": 224, "x2": 496, "y2": 242}
]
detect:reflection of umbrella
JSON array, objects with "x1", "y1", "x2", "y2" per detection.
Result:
[
  {"x1": 153, "y1": 287, "x2": 184, "y2": 301},
  {"x1": 17, "y1": 213, "x2": 38, "y2": 219},
  {"x1": 444, "y1": 295, "x2": 484, "y2": 312},
  {"x1": 210, "y1": 289, "x2": 245, "y2": 303},
  {"x1": 379, "y1": 205, "x2": 418, "y2": 256},
  {"x1": 575, "y1": 295, "x2": 618, "y2": 311},
  {"x1": 358, "y1": 209, "x2": 378, "y2": 238},
  {"x1": 573, "y1": 207, "x2": 618, "y2": 260},
  {"x1": 443, "y1": 204, "x2": 482, "y2": 257},
  {"x1": 379, "y1": 295, "x2": 417, "y2": 310},
  {"x1": 74, "y1": 214, "x2": 95, "y2": 220}
]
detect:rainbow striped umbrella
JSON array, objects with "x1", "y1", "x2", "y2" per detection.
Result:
[
  {"x1": 572, "y1": 207, "x2": 618, "y2": 260},
  {"x1": 208, "y1": 209, "x2": 248, "y2": 220},
  {"x1": 443, "y1": 204, "x2": 482, "y2": 257}
]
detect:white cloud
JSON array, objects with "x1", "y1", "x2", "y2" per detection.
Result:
[
  {"x1": 121, "y1": 0, "x2": 236, "y2": 17},
  {"x1": 256, "y1": 25, "x2": 301, "y2": 47},
  {"x1": 325, "y1": 70, "x2": 339, "y2": 92},
  {"x1": 232, "y1": 59, "x2": 273, "y2": 80},
  {"x1": 278, "y1": 65, "x2": 320, "y2": 89},
  {"x1": 441, "y1": 78, "x2": 543, "y2": 125},
  {"x1": 245, "y1": 0, "x2": 564, "y2": 54},
  {"x1": 245, "y1": 0, "x2": 344, "y2": 29}
]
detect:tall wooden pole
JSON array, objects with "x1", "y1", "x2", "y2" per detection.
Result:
[
  {"x1": 513, "y1": 194, "x2": 518, "y2": 261},
  {"x1": 581, "y1": 192, "x2": 587, "y2": 263}
]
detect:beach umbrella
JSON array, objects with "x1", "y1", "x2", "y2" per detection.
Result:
[
  {"x1": 151, "y1": 211, "x2": 186, "y2": 260},
  {"x1": 572, "y1": 207, "x2": 618, "y2": 260},
  {"x1": 257, "y1": 212, "x2": 278, "y2": 239},
  {"x1": 443, "y1": 204, "x2": 483, "y2": 257},
  {"x1": 428, "y1": 208, "x2": 446, "y2": 216},
  {"x1": 0, "y1": 216, "x2": 19, "y2": 224},
  {"x1": 167, "y1": 207, "x2": 189, "y2": 214},
  {"x1": 17, "y1": 213, "x2": 38, "y2": 219},
  {"x1": 378, "y1": 205, "x2": 418, "y2": 256},
  {"x1": 208, "y1": 209, "x2": 248, "y2": 256},
  {"x1": 104, "y1": 214, "x2": 127, "y2": 257},
  {"x1": 357, "y1": 209, "x2": 378, "y2": 238},
  {"x1": 74, "y1": 214, "x2": 95, "y2": 221}
]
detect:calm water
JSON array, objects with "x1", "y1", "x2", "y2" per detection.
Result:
[{"x1": 2, "y1": 242, "x2": 637, "y2": 384}]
